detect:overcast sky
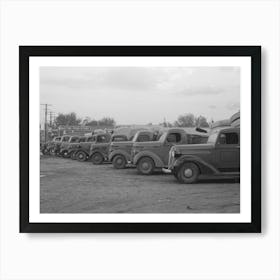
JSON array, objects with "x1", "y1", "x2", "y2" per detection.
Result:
[{"x1": 40, "y1": 66, "x2": 240, "y2": 125}]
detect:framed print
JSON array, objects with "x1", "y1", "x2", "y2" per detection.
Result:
[{"x1": 19, "y1": 46, "x2": 261, "y2": 233}]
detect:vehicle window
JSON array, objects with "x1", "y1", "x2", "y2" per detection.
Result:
[
  {"x1": 207, "y1": 131, "x2": 219, "y2": 144},
  {"x1": 87, "y1": 137, "x2": 95, "y2": 142},
  {"x1": 166, "y1": 133, "x2": 181, "y2": 143},
  {"x1": 70, "y1": 137, "x2": 80, "y2": 143},
  {"x1": 62, "y1": 136, "x2": 70, "y2": 142},
  {"x1": 97, "y1": 135, "x2": 108, "y2": 143},
  {"x1": 137, "y1": 134, "x2": 151, "y2": 142},
  {"x1": 218, "y1": 132, "x2": 239, "y2": 145},
  {"x1": 79, "y1": 138, "x2": 86, "y2": 143},
  {"x1": 113, "y1": 136, "x2": 127, "y2": 142},
  {"x1": 158, "y1": 132, "x2": 167, "y2": 142}
]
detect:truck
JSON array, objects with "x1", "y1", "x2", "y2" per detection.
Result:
[
  {"x1": 59, "y1": 135, "x2": 82, "y2": 157},
  {"x1": 41, "y1": 136, "x2": 61, "y2": 155},
  {"x1": 49, "y1": 135, "x2": 72, "y2": 156},
  {"x1": 167, "y1": 126, "x2": 240, "y2": 183},
  {"x1": 66, "y1": 135, "x2": 96, "y2": 161},
  {"x1": 89, "y1": 133, "x2": 129, "y2": 164},
  {"x1": 108, "y1": 130, "x2": 156, "y2": 169},
  {"x1": 131, "y1": 128, "x2": 209, "y2": 175}
]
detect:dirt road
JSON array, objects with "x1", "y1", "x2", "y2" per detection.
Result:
[{"x1": 40, "y1": 156, "x2": 240, "y2": 213}]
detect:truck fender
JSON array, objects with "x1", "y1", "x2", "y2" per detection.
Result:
[
  {"x1": 174, "y1": 155, "x2": 220, "y2": 174},
  {"x1": 89, "y1": 148, "x2": 106, "y2": 159},
  {"x1": 109, "y1": 150, "x2": 131, "y2": 162},
  {"x1": 133, "y1": 151, "x2": 164, "y2": 167},
  {"x1": 76, "y1": 148, "x2": 89, "y2": 156}
]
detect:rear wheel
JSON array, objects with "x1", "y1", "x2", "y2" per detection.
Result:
[
  {"x1": 177, "y1": 162, "x2": 199, "y2": 184},
  {"x1": 137, "y1": 157, "x2": 155, "y2": 175},
  {"x1": 76, "y1": 151, "x2": 87, "y2": 162},
  {"x1": 112, "y1": 155, "x2": 127, "y2": 169},
  {"x1": 91, "y1": 152, "x2": 104, "y2": 165}
]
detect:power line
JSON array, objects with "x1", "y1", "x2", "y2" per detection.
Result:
[
  {"x1": 40, "y1": 104, "x2": 52, "y2": 143},
  {"x1": 49, "y1": 111, "x2": 57, "y2": 127}
]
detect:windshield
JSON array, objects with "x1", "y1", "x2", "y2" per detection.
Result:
[
  {"x1": 158, "y1": 132, "x2": 167, "y2": 142},
  {"x1": 70, "y1": 137, "x2": 80, "y2": 143},
  {"x1": 62, "y1": 136, "x2": 70, "y2": 142},
  {"x1": 207, "y1": 131, "x2": 219, "y2": 144},
  {"x1": 112, "y1": 135, "x2": 127, "y2": 142},
  {"x1": 132, "y1": 133, "x2": 139, "y2": 142}
]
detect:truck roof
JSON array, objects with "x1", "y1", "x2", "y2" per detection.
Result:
[
  {"x1": 211, "y1": 126, "x2": 240, "y2": 134},
  {"x1": 160, "y1": 127, "x2": 209, "y2": 136}
]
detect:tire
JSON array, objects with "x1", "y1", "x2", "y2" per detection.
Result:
[
  {"x1": 76, "y1": 151, "x2": 87, "y2": 162},
  {"x1": 112, "y1": 155, "x2": 127, "y2": 169},
  {"x1": 91, "y1": 152, "x2": 104, "y2": 165},
  {"x1": 70, "y1": 151, "x2": 77, "y2": 160},
  {"x1": 49, "y1": 148, "x2": 56, "y2": 156},
  {"x1": 42, "y1": 148, "x2": 49, "y2": 155},
  {"x1": 137, "y1": 157, "x2": 155, "y2": 175},
  {"x1": 62, "y1": 150, "x2": 70, "y2": 158},
  {"x1": 177, "y1": 162, "x2": 199, "y2": 184}
]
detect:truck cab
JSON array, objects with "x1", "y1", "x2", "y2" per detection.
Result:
[
  {"x1": 131, "y1": 128, "x2": 208, "y2": 175},
  {"x1": 168, "y1": 126, "x2": 240, "y2": 183}
]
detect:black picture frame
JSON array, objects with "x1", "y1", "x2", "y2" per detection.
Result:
[{"x1": 20, "y1": 46, "x2": 261, "y2": 233}]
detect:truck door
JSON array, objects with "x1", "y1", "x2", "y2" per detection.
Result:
[
  {"x1": 214, "y1": 131, "x2": 240, "y2": 172},
  {"x1": 162, "y1": 132, "x2": 184, "y2": 165}
]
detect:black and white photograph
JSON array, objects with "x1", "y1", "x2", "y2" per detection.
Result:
[
  {"x1": 20, "y1": 46, "x2": 261, "y2": 232},
  {"x1": 40, "y1": 66, "x2": 241, "y2": 214}
]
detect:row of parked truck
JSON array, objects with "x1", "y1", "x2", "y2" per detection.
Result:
[{"x1": 41, "y1": 112, "x2": 240, "y2": 184}]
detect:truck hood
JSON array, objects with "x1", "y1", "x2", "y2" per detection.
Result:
[
  {"x1": 172, "y1": 143, "x2": 214, "y2": 154},
  {"x1": 111, "y1": 141, "x2": 133, "y2": 148},
  {"x1": 133, "y1": 141, "x2": 161, "y2": 148}
]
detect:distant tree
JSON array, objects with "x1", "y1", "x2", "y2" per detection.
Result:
[
  {"x1": 195, "y1": 115, "x2": 209, "y2": 128},
  {"x1": 99, "y1": 117, "x2": 116, "y2": 127},
  {"x1": 86, "y1": 119, "x2": 98, "y2": 126},
  {"x1": 174, "y1": 113, "x2": 195, "y2": 127},
  {"x1": 54, "y1": 112, "x2": 81, "y2": 126},
  {"x1": 87, "y1": 117, "x2": 116, "y2": 127}
]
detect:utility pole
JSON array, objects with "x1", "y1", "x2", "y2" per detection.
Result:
[
  {"x1": 49, "y1": 111, "x2": 56, "y2": 128},
  {"x1": 41, "y1": 104, "x2": 52, "y2": 143}
]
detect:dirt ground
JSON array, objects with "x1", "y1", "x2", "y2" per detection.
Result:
[{"x1": 40, "y1": 156, "x2": 240, "y2": 213}]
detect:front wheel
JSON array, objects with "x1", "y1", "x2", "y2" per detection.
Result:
[
  {"x1": 76, "y1": 151, "x2": 87, "y2": 162},
  {"x1": 112, "y1": 155, "x2": 127, "y2": 169},
  {"x1": 91, "y1": 152, "x2": 104, "y2": 165},
  {"x1": 42, "y1": 148, "x2": 49, "y2": 155},
  {"x1": 62, "y1": 150, "x2": 70, "y2": 158},
  {"x1": 137, "y1": 157, "x2": 155, "y2": 175},
  {"x1": 177, "y1": 162, "x2": 199, "y2": 184},
  {"x1": 49, "y1": 148, "x2": 56, "y2": 156}
]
